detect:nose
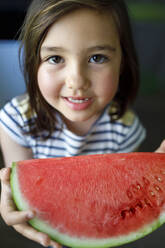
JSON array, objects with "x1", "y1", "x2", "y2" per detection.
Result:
[{"x1": 65, "y1": 63, "x2": 90, "y2": 92}]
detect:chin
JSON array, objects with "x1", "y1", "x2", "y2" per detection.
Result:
[
  {"x1": 66, "y1": 116, "x2": 89, "y2": 123},
  {"x1": 64, "y1": 112, "x2": 94, "y2": 123}
]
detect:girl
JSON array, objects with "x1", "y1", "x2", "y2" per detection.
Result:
[{"x1": 0, "y1": 0, "x2": 164, "y2": 247}]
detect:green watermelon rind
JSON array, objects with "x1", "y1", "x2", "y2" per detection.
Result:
[{"x1": 10, "y1": 162, "x2": 165, "y2": 248}]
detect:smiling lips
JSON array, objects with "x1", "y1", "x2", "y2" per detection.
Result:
[{"x1": 63, "y1": 97, "x2": 93, "y2": 110}]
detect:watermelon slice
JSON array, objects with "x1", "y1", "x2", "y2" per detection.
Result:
[{"x1": 10, "y1": 153, "x2": 165, "y2": 248}]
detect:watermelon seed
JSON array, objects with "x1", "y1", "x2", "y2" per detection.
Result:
[
  {"x1": 126, "y1": 190, "x2": 133, "y2": 199},
  {"x1": 130, "y1": 183, "x2": 142, "y2": 194},
  {"x1": 121, "y1": 210, "x2": 130, "y2": 219},
  {"x1": 150, "y1": 191, "x2": 155, "y2": 196},
  {"x1": 121, "y1": 207, "x2": 137, "y2": 219},
  {"x1": 144, "y1": 198, "x2": 152, "y2": 208},
  {"x1": 131, "y1": 185, "x2": 138, "y2": 193},
  {"x1": 127, "y1": 183, "x2": 142, "y2": 200},
  {"x1": 136, "y1": 184, "x2": 141, "y2": 190},
  {"x1": 121, "y1": 202, "x2": 143, "y2": 219},
  {"x1": 130, "y1": 207, "x2": 136, "y2": 214},
  {"x1": 135, "y1": 201, "x2": 143, "y2": 209},
  {"x1": 155, "y1": 176, "x2": 162, "y2": 182},
  {"x1": 154, "y1": 185, "x2": 162, "y2": 192}
]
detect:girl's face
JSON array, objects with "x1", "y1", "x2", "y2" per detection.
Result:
[{"x1": 38, "y1": 8, "x2": 122, "y2": 131}]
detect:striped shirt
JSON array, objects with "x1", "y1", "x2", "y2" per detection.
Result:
[{"x1": 0, "y1": 94, "x2": 146, "y2": 158}]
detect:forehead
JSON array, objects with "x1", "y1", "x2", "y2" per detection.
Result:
[{"x1": 41, "y1": 8, "x2": 120, "y2": 49}]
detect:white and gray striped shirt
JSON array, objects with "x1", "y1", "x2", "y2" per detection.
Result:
[{"x1": 0, "y1": 94, "x2": 146, "y2": 158}]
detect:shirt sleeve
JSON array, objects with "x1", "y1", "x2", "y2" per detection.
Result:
[
  {"x1": 115, "y1": 110, "x2": 146, "y2": 153},
  {"x1": 0, "y1": 96, "x2": 30, "y2": 147}
]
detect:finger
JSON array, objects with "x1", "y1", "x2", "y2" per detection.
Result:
[
  {"x1": 155, "y1": 140, "x2": 165, "y2": 153},
  {"x1": 1, "y1": 180, "x2": 35, "y2": 225},
  {"x1": 0, "y1": 167, "x2": 11, "y2": 181},
  {"x1": 1, "y1": 209, "x2": 35, "y2": 226},
  {"x1": 0, "y1": 168, "x2": 35, "y2": 225},
  {"x1": 50, "y1": 239, "x2": 63, "y2": 248},
  {"x1": 14, "y1": 223, "x2": 61, "y2": 248},
  {"x1": 0, "y1": 168, "x2": 15, "y2": 221},
  {"x1": 0, "y1": 168, "x2": 12, "y2": 204}
]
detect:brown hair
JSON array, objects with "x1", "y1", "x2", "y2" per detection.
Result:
[{"x1": 19, "y1": 0, "x2": 139, "y2": 137}]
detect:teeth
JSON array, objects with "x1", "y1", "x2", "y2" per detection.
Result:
[{"x1": 68, "y1": 98, "x2": 89, "y2": 103}]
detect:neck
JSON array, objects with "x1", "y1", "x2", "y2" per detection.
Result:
[{"x1": 62, "y1": 115, "x2": 100, "y2": 136}]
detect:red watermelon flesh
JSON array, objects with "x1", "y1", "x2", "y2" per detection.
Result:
[{"x1": 10, "y1": 153, "x2": 165, "y2": 248}]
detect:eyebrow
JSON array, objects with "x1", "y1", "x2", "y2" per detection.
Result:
[
  {"x1": 87, "y1": 45, "x2": 116, "y2": 52},
  {"x1": 41, "y1": 46, "x2": 65, "y2": 52},
  {"x1": 41, "y1": 45, "x2": 116, "y2": 53}
]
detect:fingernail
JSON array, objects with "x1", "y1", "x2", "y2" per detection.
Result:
[
  {"x1": 42, "y1": 244, "x2": 47, "y2": 247},
  {"x1": 49, "y1": 244, "x2": 58, "y2": 248},
  {"x1": 41, "y1": 243, "x2": 47, "y2": 247},
  {"x1": 27, "y1": 212, "x2": 35, "y2": 219},
  {"x1": 42, "y1": 242, "x2": 50, "y2": 247}
]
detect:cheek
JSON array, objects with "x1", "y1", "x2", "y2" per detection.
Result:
[
  {"x1": 95, "y1": 71, "x2": 119, "y2": 98},
  {"x1": 37, "y1": 66, "x2": 60, "y2": 98}
]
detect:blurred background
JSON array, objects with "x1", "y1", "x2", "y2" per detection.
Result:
[{"x1": 0, "y1": 0, "x2": 165, "y2": 247}]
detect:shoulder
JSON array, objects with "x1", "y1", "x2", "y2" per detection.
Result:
[
  {"x1": 0, "y1": 93, "x2": 35, "y2": 132},
  {"x1": 117, "y1": 109, "x2": 135, "y2": 126},
  {"x1": 0, "y1": 94, "x2": 34, "y2": 122},
  {"x1": 0, "y1": 94, "x2": 34, "y2": 147},
  {"x1": 107, "y1": 105, "x2": 146, "y2": 152},
  {"x1": 11, "y1": 93, "x2": 31, "y2": 115},
  {"x1": 108, "y1": 105, "x2": 135, "y2": 126}
]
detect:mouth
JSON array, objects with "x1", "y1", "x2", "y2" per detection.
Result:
[
  {"x1": 62, "y1": 97, "x2": 93, "y2": 110},
  {"x1": 66, "y1": 97, "x2": 91, "y2": 103}
]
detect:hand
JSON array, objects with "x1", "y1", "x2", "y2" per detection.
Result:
[
  {"x1": 0, "y1": 168, "x2": 62, "y2": 248},
  {"x1": 155, "y1": 140, "x2": 165, "y2": 153}
]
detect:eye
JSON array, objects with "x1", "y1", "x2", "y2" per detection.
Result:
[
  {"x1": 89, "y1": 54, "x2": 109, "y2": 64},
  {"x1": 47, "y1": 55, "x2": 64, "y2": 64}
]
